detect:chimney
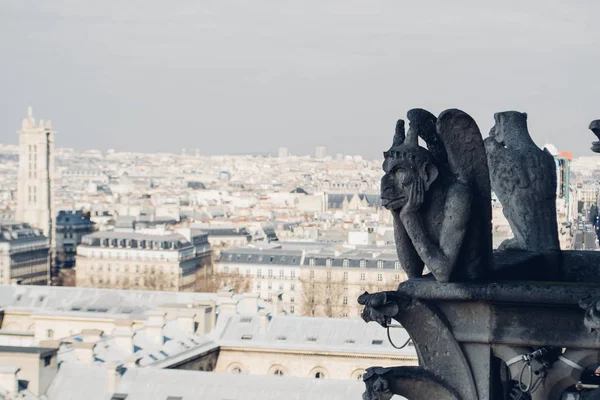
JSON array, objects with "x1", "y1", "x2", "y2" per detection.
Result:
[
  {"x1": 0, "y1": 366, "x2": 19, "y2": 396},
  {"x1": 174, "y1": 310, "x2": 195, "y2": 334},
  {"x1": 259, "y1": 309, "x2": 269, "y2": 333},
  {"x1": 72, "y1": 342, "x2": 96, "y2": 364},
  {"x1": 219, "y1": 298, "x2": 237, "y2": 315},
  {"x1": 113, "y1": 329, "x2": 135, "y2": 356},
  {"x1": 81, "y1": 329, "x2": 103, "y2": 343},
  {"x1": 145, "y1": 311, "x2": 166, "y2": 347},
  {"x1": 240, "y1": 293, "x2": 259, "y2": 314},
  {"x1": 105, "y1": 363, "x2": 123, "y2": 394},
  {"x1": 271, "y1": 293, "x2": 283, "y2": 317}
]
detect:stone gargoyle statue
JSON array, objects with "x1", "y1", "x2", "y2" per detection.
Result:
[
  {"x1": 484, "y1": 111, "x2": 560, "y2": 252},
  {"x1": 381, "y1": 108, "x2": 492, "y2": 282}
]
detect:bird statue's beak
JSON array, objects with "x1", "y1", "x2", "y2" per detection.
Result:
[{"x1": 589, "y1": 120, "x2": 600, "y2": 153}]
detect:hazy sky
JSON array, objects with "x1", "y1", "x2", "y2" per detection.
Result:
[{"x1": 0, "y1": 1, "x2": 598, "y2": 159}]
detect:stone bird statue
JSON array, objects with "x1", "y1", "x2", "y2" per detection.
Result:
[{"x1": 485, "y1": 111, "x2": 559, "y2": 252}]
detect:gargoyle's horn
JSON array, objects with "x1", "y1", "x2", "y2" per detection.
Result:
[{"x1": 392, "y1": 119, "x2": 406, "y2": 147}]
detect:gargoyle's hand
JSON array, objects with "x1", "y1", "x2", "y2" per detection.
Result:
[{"x1": 400, "y1": 179, "x2": 423, "y2": 217}]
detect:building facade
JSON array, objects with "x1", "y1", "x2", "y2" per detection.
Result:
[
  {"x1": 214, "y1": 244, "x2": 405, "y2": 317},
  {"x1": 0, "y1": 222, "x2": 50, "y2": 285},
  {"x1": 16, "y1": 107, "x2": 55, "y2": 242},
  {"x1": 75, "y1": 228, "x2": 211, "y2": 292},
  {"x1": 55, "y1": 210, "x2": 95, "y2": 270}
]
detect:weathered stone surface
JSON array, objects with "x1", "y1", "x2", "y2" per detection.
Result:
[
  {"x1": 362, "y1": 366, "x2": 461, "y2": 400},
  {"x1": 590, "y1": 120, "x2": 600, "y2": 153},
  {"x1": 381, "y1": 108, "x2": 492, "y2": 283},
  {"x1": 485, "y1": 111, "x2": 559, "y2": 252}
]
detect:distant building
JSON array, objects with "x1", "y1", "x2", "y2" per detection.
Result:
[
  {"x1": 55, "y1": 211, "x2": 95, "y2": 270},
  {"x1": 75, "y1": 228, "x2": 211, "y2": 292},
  {"x1": 16, "y1": 107, "x2": 55, "y2": 245},
  {"x1": 214, "y1": 243, "x2": 404, "y2": 317},
  {"x1": 0, "y1": 222, "x2": 50, "y2": 285},
  {"x1": 278, "y1": 147, "x2": 289, "y2": 158},
  {"x1": 202, "y1": 228, "x2": 252, "y2": 259},
  {"x1": 315, "y1": 146, "x2": 326, "y2": 159}
]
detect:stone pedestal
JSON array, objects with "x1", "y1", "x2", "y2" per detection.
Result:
[{"x1": 360, "y1": 277, "x2": 600, "y2": 400}]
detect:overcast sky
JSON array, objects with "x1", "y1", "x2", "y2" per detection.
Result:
[{"x1": 0, "y1": 0, "x2": 598, "y2": 158}]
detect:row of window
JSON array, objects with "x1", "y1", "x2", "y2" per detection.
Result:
[
  {"x1": 310, "y1": 258, "x2": 402, "y2": 269},
  {"x1": 88, "y1": 264, "x2": 180, "y2": 274},
  {"x1": 228, "y1": 364, "x2": 365, "y2": 380},
  {"x1": 256, "y1": 281, "x2": 296, "y2": 291}
]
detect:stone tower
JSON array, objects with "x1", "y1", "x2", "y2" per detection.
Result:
[{"x1": 16, "y1": 107, "x2": 55, "y2": 245}]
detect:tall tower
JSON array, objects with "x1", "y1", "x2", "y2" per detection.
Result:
[{"x1": 16, "y1": 107, "x2": 55, "y2": 245}]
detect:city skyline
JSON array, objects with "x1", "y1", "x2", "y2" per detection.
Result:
[{"x1": 1, "y1": 1, "x2": 599, "y2": 158}]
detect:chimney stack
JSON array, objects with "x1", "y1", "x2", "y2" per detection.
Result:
[
  {"x1": 0, "y1": 366, "x2": 19, "y2": 396},
  {"x1": 105, "y1": 363, "x2": 123, "y2": 394},
  {"x1": 177, "y1": 310, "x2": 197, "y2": 334},
  {"x1": 145, "y1": 311, "x2": 166, "y2": 347},
  {"x1": 259, "y1": 309, "x2": 269, "y2": 333},
  {"x1": 72, "y1": 342, "x2": 96, "y2": 364}
]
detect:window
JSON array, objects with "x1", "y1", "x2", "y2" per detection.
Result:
[
  {"x1": 110, "y1": 395, "x2": 128, "y2": 400},
  {"x1": 309, "y1": 258, "x2": 315, "y2": 266},
  {"x1": 343, "y1": 296, "x2": 348, "y2": 305},
  {"x1": 326, "y1": 258, "x2": 332, "y2": 267},
  {"x1": 224, "y1": 266, "x2": 229, "y2": 274},
  {"x1": 343, "y1": 259, "x2": 349, "y2": 268},
  {"x1": 279, "y1": 283, "x2": 283, "y2": 290},
  {"x1": 274, "y1": 369, "x2": 284, "y2": 376},
  {"x1": 246, "y1": 269, "x2": 251, "y2": 277},
  {"x1": 241, "y1": 334, "x2": 253, "y2": 340},
  {"x1": 290, "y1": 296, "x2": 295, "y2": 303},
  {"x1": 268, "y1": 281, "x2": 272, "y2": 289},
  {"x1": 231, "y1": 367, "x2": 242, "y2": 374},
  {"x1": 326, "y1": 271, "x2": 331, "y2": 280},
  {"x1": 269, "y1": 256, "x2": 274, "y2": 263},
  {"x1": 372, "y1": 340, "x2": 383, "y2": 345},
  {"x1": 377, "y1": 273, "x2": 383, "y2": 282},
  {"x1": 290, "y1": 283, "x2": 295, "y2": 291},
  {"x1": 290, "y1": 271, "x2": 295, "y2": 279},
  {"x1": 315, "y1": 372, "x2": 325, "y2": 379},
  {"x1": 290, "y1": 305, "x2": 295, "y2": 313},
  {"x1": 268, "y1": 269, "x2": 273, "y2": 278},
  {"x1": 310, "y1": 270, "x2": 314, "y2": 280},
  {"x1": 343, "y1": 272, "x2": 348, "y2": 281},
  {"x1": 377, "y1": 260, "x2": 383, "y2": 269},
  {"x1": 257, "y1": 269, "x2": 262, "y2": 278},
  {"x1": 47, "y1": 329, "x2": 54, "y2": 339},
  {"x1": 360, "y1": 260, "x2": 366, "y2": 269},
  {"x1": 279, "y1": 270, "x2": 284, "y2": 279},
  {"x1": 44, "y1": 355, "x2": 52, "y2": 366},
  {"x1": 395, "y1": 261, "x2": 401, "y2": 270},
  {"x1": 360, "y1": 273, "x2": 365, "y2": 281},
  {"x1": 256, "y1": 281, "x2": 261, "y2": 289},
  {"x1": 395, "y1": 274, "x2": 401, "y2": 282}
]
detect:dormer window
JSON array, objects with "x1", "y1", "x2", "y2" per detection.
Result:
[
  {"x1": 377, "y1": 261, "x2": 383, "y2": 269},
  {"x1": 326, "y1": 259, "x2": 332, "y2": 267},
  {"x1": 360, "y1": 260, "x2": 366, "y2": 269}
]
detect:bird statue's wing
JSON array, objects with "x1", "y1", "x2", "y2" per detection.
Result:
[{"x1": 436, "y1": 109, "x2": 491, "y2": 197}]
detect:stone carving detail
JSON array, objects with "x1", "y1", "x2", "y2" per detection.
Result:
[
  {"x1": 359, "y1": 291, "x2": 478, "y2": 399},
  {"x1": 590, "y1": 120, "x2": 600, "y2": 153},
  {"x1": 485, "y1": 111, "x2": 559, "y2": 251},
  {"x1": 362, "y1": 366, "x2": 460, "y2": 400},
  {"x1": 380, "y1": 108, "x2": 492, "y2": 282},
  {"x1": 580, "y1": 296, "x2": 600, "y2": 332}
]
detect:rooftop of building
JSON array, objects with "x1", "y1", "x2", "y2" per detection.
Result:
[
  {"x1": 46, "y1": 364, "x2": 363, "y2": 400},
  {"x1": 56, "y1": 210, "x2": 95, "y2": 227},
  {"x1": 0, "y1": 285, "x2": 269, "y2": 319},
  {"x1": 214, "y1": 313, "x2": 415, "y2": 358},
  {"x1": 0, "y1": 222, "x2": 47, "y2": 243}
]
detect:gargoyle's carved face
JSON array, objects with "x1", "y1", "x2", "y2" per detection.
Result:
[
  {"x1": 381, "y1": 163, "x2": 418, "y2": 210},
  {"x1": 381, "y1": 149, "x2": 438, "y2": 211}
]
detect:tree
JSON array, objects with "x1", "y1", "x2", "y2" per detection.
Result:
[{"x1": 195, "y1": 270, "x2": 252, "y2": 293}]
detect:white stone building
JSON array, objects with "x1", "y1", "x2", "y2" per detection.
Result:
[
  {"x1": 0, "y1": 222, "x2": 50, "y2": 285},
  {"x1": 75, "y1": 228, "x2": 211, "y2": 292}
]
